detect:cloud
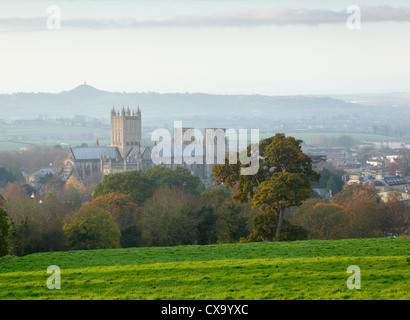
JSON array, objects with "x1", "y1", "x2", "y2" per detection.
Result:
[
  {"x1": 0, "y1": 17, "x2": 45, "y2": 33},
  {"x1": 1, "y1": 6, "x2": 410, "y2": 33}
]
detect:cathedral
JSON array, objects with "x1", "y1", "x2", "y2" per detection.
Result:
[
  {"x1": 62, "y1": 107, "x2": 214, "y2": 183},
  {"x1": 62, "y1": 107, "x2": 152, "y2": 182}
]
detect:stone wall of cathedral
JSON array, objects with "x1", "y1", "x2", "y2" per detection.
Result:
[{"x1": 111, "y1": 107, "x2": 141, "y2": 158}]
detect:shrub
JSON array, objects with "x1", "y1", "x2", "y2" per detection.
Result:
[
  {"x1": 246, "y1": 212, "x2": 308, "y2": 242},
  {"x1": 120, "y1": 224, "x2": 142, "y2": 248},
  {"x1": 290, "y1": 199, "x2": 347, "y2": 240},
  {"x1": 63, "y1": 206, "x2": 121, "y2": 250}
]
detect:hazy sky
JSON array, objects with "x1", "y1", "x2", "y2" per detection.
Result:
[{"x1": 1, "y1": 0, "x2": 410, "y2": 95}]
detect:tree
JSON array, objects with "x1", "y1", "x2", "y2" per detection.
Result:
[
  {"x1": 216, "y1": 201, "x2": 248, "y2": 243},
  {"x1": 213, "y1": 133, "x2": 320, "y2": 239},
  {"x1": 44, "y1": 176, "x2": 65, "y2": 195},
  {"x1": 145, "y1": 166, "x2": 205, "y2": 194},
  {"x1": 311, "y1": 167, "x2": 344, "y2": 194},
  {"x1": 120, "y1": 224, "x2": 142, "y2": 248},
  {"x1": 0, "y1": 207, "x2": 9, "y2": 257},
  {"x1": 200, "y1": 187, "x2": 231, "y2": 211},
  {"x1": 93, "y1": 170, "x2": 156, "y2": 204},
  {"x1": 4, "y1": 188, "x2": 69, "y2": 255},
  {"x1": 343, "y1": 193, "x2": 382, "y2": 238},
  {"x1": 138, "y1": 185, "x2": 228, "y2": 247},
  {"x1": 0, "y1": 168, "x2": 16, "y2": 188},
  {"x1": 8, "y1": 217, "x2": 38, "y2": 256},
  {"x1": 246, "y1": 212, "x2": 308, "y2": 242},
  {"x1": 332, "y1": 184, "x2": 380, "y2": 207},
  {"x1": 86, "y1": 192, "x2": 142, "y2": 247},
  {"x1": 37, "y1": 173, "x2": 55, "y2": 187},
  {"x1": 379, "y1": 192, "x2": 410, "y2": 237},
  {"x1": 63, "y1": 206, "x2": 121, "y2": 250},
  {"x1": 59, "y1": 184, "x2": 90, "y2": 210},
  {"x1": 11, "y1": 161, "x2": 25, "y2": 183},
  {"x1": 93, "y1": 167, "x2": 205, "y2": 204},
  {"x1": 64, "y1": 176, "x2": 87, "y2": 193},
  {"x1": 140, "y1": 185, "x2": 202, "y2": 247},
  {"x1": 325, "y1": 176, "x2": 338, "y2": 196},
  {"x1": 87, "y1": 192, "x2": 140, "y2": 230},
  {"x1": 252, "y1": 172, "x2": 312, "y2": 237},
  {"x1": 336, "y1": 135, "x2": 357, "y2": 148},
  {"x1": 3, "y1": 184, "x2": 39, "y2": 225},
  {"x1": 290, "y1": 198, "x2": 347, "y2": 239},
  {"x1": 195, "y1": 205, "x2": 218, "y2": 245}
]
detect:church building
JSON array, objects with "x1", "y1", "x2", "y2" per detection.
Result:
[
  {"x1": 62, "y1": 106, "x2": 152, "y2": 182},
  {"x1": 62, "y1": 107, "x2": 217, "y2": 184}
]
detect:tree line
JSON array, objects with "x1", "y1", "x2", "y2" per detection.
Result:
[
  {"x1": 0, "y1": 133, "x2": 408, "y2": 257},
  {"x1": 290, "y1": 184, "x2": 409, "y2": 239},
  {"x1": 0, "y1": 166, "x2": 262, "y2": 256}
]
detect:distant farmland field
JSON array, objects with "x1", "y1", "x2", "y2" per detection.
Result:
[
  {"x1": 0, "y1": 123, "x2": 110, "y2": 151},
  {"x1": 260, "y1": 132, "x2": 401, "y2": 145},
  {"x1": 0, "y1": 123, "x2": 166, "y2": 151},
  {"x1": 0, "y1": 121, "x2": 402, "y2": 151},
  {"x1": 0, "y1": 237, "x2": 408, "y2": 300}
]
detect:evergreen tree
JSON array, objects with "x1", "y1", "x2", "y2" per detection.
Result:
[
  {"x1": 0, "y1": 207, "x2": 9, "y2": 257},
  {"x1": 326, "y1": 176, "x2": 338, "y2": 196}
]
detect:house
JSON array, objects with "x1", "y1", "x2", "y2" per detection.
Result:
[{"x1": 29, "y1": 168, "x2": 59, "y2": 188}]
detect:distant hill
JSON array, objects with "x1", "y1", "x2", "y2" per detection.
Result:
[{"x1": 0, "y1": 84, "x2": 409, "y2": 130}]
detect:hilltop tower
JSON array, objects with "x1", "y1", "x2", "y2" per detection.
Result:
[{"x1": 111, "y1": 106, "x2": 142, "y2": 158}]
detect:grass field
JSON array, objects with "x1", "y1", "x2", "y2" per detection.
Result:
[{"x1": 0, "y1": 237, "x2": 408, "y2": 300}]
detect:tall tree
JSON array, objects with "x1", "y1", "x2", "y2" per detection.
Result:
[
  {"x1": 213, "y1": 133, "x2": 320, "y2": 239},
  {"x1": 325, "y1": 176, "x2": 338, "y2": 196}
]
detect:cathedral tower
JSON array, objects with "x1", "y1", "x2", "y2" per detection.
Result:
[{"x1": 111, "y1": 106, "x2": 141, "y2": 158}]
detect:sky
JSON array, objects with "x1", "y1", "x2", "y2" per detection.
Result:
[{"x1": 0, "y1": 0, "x2": 409, "y2": 95}]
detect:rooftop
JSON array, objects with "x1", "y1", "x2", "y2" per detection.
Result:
[{"x1": 71, "y1": 147, "x2": 121, "y2": 160}]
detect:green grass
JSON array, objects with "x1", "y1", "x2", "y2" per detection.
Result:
[{"x1": 0, "y1": 238, "x2": 409, "y2": 300}]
